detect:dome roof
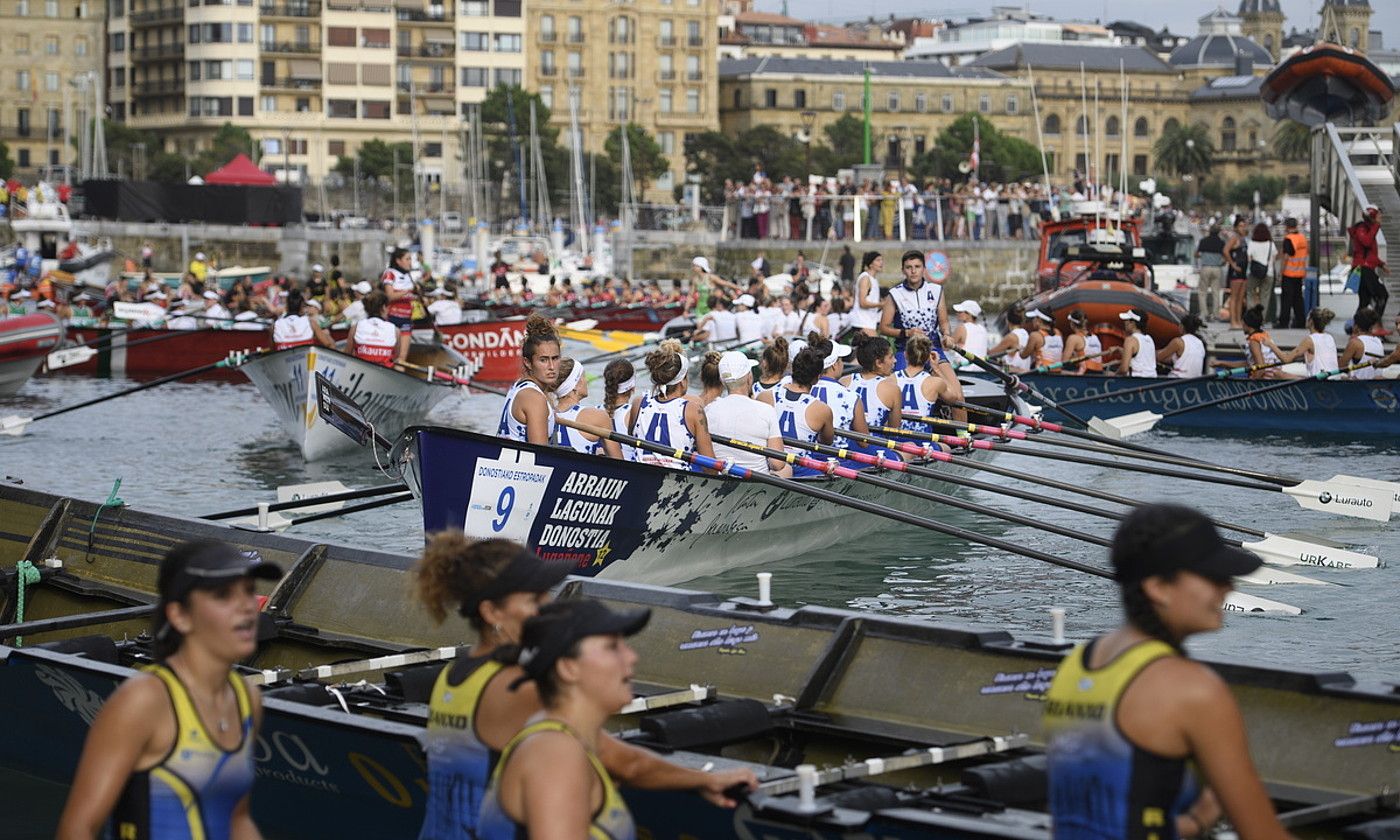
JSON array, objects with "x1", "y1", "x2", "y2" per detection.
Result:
[
  {"x1": 1237, "y1": 0, "x2": 1281, "y2": 13},
  {"x1": 1169, "y1": 33, "x2": 1273, "y2": 67}
]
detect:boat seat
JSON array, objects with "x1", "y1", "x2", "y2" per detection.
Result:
[
  {"x1": 638, "y1": 698, "x2": 772, "y2": 750},
  {"x1": 959, "y1": 754, "x2": 1047, "y2": 807},
  {"x1": 385, "y1": 661, "x2": 449, "y2": 705},
  {"x1": 36, "y1": 634, "x2": 119, "y2": 665}
]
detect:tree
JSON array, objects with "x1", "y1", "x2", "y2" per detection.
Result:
[
  {"x1": 909, "y1": 114, "x2": 1042, "y2": 184},
  {"x1": 733, "y1": 126, "x2": 807, "y2": 182},
  {"x1": 1226, "y1": 174, "x2": 1286, "y2": 207},
  {"x1": 148, "y1": 151, "x2": 191, "y2": 184},
  {"x1": 334, "y1": 138, "x2": 413, "y2": 181},
  {"x1": 101, "y1": 120, "x2": 160, "y2": 179},
  {"x1": 1153, "y1": 121, "x2": 1214, "y2": 178},
  {"x1": 605, "y1": 123, "x2": 668, "y2": 195},
  {"x1": 191, "y1": 122, "x2": 258, "y2": 175},
  {"x1": 684, "y1": 131, "x2": 740, "y2": 204},
  {"x1": 0, "y1": 140, "x2": 13, "y2": 180},
  {"x1": 810, "y1": 114, "x2": 866, "y2": 173},
  {"x1": 479, "y1": 84, "x2": 570, "y2": 217},
  {"x1": 1272, "y1": 121, "x2": 1312, "y2": 162}
]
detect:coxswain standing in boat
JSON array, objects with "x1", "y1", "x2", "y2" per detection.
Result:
[
  {"x1": 1242, "y1": 306, "x2": 1282, "y2": 379},
  {"x1": 602, "y1": 359, "x2": 639, "y2": 461},
  {"x1": 497, "y1": 313, "x2": 561, "y2": 445},
  {"x1": 1044, "y1": 504, "x2": 1294, "y2": 840},
  {"x1": 1339, "y1": 307, "x2": 1385, "y2": 379},
  {"x1": 57, "y1": 541, "x2": 282, "y2": 840},
  {"x1": 877, "y1": 251, "x2": 965, "y2": 419},
  {"x1": 414, "y1": 540, "x2": 754, "y2": 840},
  {"x1": 705, "y1": 351, "x2": 792, "y2": 476},
  {"x1": 272, "y1": 289, "x2": 334, "y2": 350},
  {"x1": 555, "y1": 358, "x2": 623, "y2": 458},
  {"x1": 346, "y1": 291, "x2": 409, "y2": 367},
  {"x1": 846, "y1": 332, "x2": 903, "y2": 431},
  {"x1": 1118, "y1": 308, "x2": 1157, "y2": 377},
  {"x1": 629, "y1": 339, "x2": 716, "y2": 470},
  {"x1": 1157, "y1": 313, "x2": 1207, "y2": 378},
  {"x1": 382, "y1": 247, "x2": 419, "y2": 335}
]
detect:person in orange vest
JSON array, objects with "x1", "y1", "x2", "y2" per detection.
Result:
[{"x1": 1276, "y1": 218, "x2": 1308, "y2": 329}]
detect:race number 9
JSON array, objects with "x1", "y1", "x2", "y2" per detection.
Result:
[{"x1": 492, "y1": 486, "x2": 515, "y2": 532}]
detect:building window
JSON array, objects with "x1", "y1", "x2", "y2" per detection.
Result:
[
  {"x1": 540, "y1": 13, "x2": 554, "y2": 37},
  {"x1": 1221, "y1": 117, "x2": 1236, "y2": 151},
  {"x1": 494, "y1": 68, "x2": 521, "y2": 86},
  {"x1": 460, "y1": 31, "x2": 488, "y2": 51},
  {"x1": 16, "y1": 109, "x2": 30, "y2": 136},
  {"x1": 238, "y1": 23, "x2": 252, "y2": 42},
  {"x1": 540, "y1": 49, "x2": 556, "y2": 75},
  {"x1": 659, "y1": 131, "x2": 674, "y2": 154},
  {"x1": 1105, "y1": 115, "x2": 1120, "y2": 137},
  {"x1": 657, "y1": 170, "x2": 674, "y2": 190},
  {"x1": 887, "y1": 92, "x2": 898, "y2": 112},
  {"x1": 114, "y1": 67, "x2": 126, "y2": 86},
  {"x1": 1044, "y1": 114, "x2": 1061, "y2": 135},
  {"x1": 328, "y1": 139, "x2": 345, "y2": 156},
  {"x1": 461, "y1": 66, "x2": 487, "y2": 86},
  {"x1": 831, "y1": 91, "x2": 844, "y2": 110},
  {"x1": 45, "y1": 0, "x2": 57, "y2": 16},
  {"x1": 941, "y1": 94, "x2": 953, "y2": 113},
  {"x1": 238, "y1": 96, "x2": 253, "y2": 116},
  {"x1": 189, "y1": 61, "x2": 201, "y2": 80},
  {"x1": 327, "y1": 26, "x2": 355, "y2": 46},
  {"x1": 732, "y1": 89, "x2": 740, "y2": 108},
  {"x1": 793, "y1": 89, "x2": 805, "y2": 108},
  {"x1": 110, "y1": 32, "x2": 124, "y2": 52},
  {"x1": 658, "y1": 54, "x2": 673, "y2": 79},
  {"x1": 567, "y1": 51, "x2": 582, "y2": 75},
  {"x1": 45, "y1": 72, "x2": 59, "y2": 91},
  {"x1": 685, "y1": 88, "x2": 698, "y2": 113},
  {"x1": 764, "y1": 88, "x2": 776, "y2": 108},
  {"x1": 686, "y1": 19, "x2": 699, "y2": 44},
  {"x1": 685, "y1": 54, "x2": 700, "y2": 80},
  {"x1": 566, "y1": 15, "x2": 581, "y2": 41},
  {"x1": 18, "y1": 150, "x2": 30, "y2": 168},
  {"x1": 262, "y1": 95, "x2": 276, "y2": 111},
  {"x1": 1133, "y1": 154, "x2": 1148, "y2": 175},
  {"x1": 361, "y1": 27, "x2": 389, "y2": 48},
  {"x1": 362, "y1": 100, "x2": 390, "y2": 119},
  {"x1": 1134, "y1": 117, "x2": 1149, "y2": 137},
  {"x1": 658, "y1": 89, "x2": 672, "y2": 112},
  {"x1": 914, "y1": 92, "x2": 927, "y2": 113},
  {"x1": 327, "y1": 98, "x2": 355, "y2": 117},
  {"x1": 1006, "y1": 94, "x2": 1018, "y2": 114},
  {"x1": 978, "y1": 93, "x2": 990, "y2": 113},
  {"x1": 539, "y1": 86, "x2": 552, "y2": 108},
  {"x1": 1075, "y1": 115, "x2": 1088, "y2": 136},
  {"x1": 659, "y1": 18, "x2": 673, "y2": 43},
  {"x1": 296, "y1": 97, "x2": 310, "y2": 112},
  {"x1": 424, "y1": 141, "x2": 443, "y2": 157},
  {"x1": 493, "y1": 33, "x2": 521, "y2": 52},
  {"x1": 45, "y1": 36, "x2": 59, "y2": 55},
  {"x1": 914, "y1": 134, "x2": 926, "y2": 156},
  {"x1": 462, "y1": 0, "x2": 486, "y2": 13},
  {"x1": 1163, "y1": 117, "x2": 1180, "y2": 133},
  {"x1": 15, "y1": 35, "x2": 29, "y2": 55}
]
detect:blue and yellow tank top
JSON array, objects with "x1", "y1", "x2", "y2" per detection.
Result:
[
  {"x1": 112, "y1": 664, "x2": 256, "y2": 840},
  {"x1": 1043, "y1": 638, "x2": 1201, "y2": 840},
  {"x1": 418, "y1": 655, "x2": 505, "y2": 840},
  {"x1": 477, "y1": 720, "x2": 634, "y2": 840}
]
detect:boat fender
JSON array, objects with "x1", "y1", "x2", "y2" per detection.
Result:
[
  {"x1": 1342, "y1": 815, "x2": 1400, "y2": 839},
  {"x1": 35, "y1": 634, "x2": 119, "y2": 665},
  {"x1": 638, "y1": 698, "x2": 772, "y2": 750},
  {"x1": 385, "y1": 662, "x2": 450, "y2": 705},
  {"x1": 958, "y1": 754, "x2": 1048, "y2": 806}
]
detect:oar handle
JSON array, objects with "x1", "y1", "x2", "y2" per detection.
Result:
[
  {"x1": 1030, "y1": 350, "x2": 1106, "y2": 374},
  {"x1": 30, "y1": 349, "x2": 262, "y2": 423}
]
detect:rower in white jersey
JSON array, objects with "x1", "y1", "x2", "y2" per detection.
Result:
[
  {"x1": 694, "y1": 296, "x2": 738, "y2": 344},
  {"x1": 1341, "y1": 308, "x2": 1386, "y2": 380},
  {"x1": 1157, "y1": 314, "x2": 1207, "y2": 378},
  {"x1": 1021, "y1": 309, "x2": 1057, "y2": 371},
  {"x1": 752, "y1": 337, "x2": 793, "y2": 405},
  {"x1": 948, "y1": 300, "x2": 989, "y2": 370},
  {"x1": 844, "y1": 332, "x2": 904, "y2": 431},
  {"x1": 602, "y1": 358, "x2": 639, "y2": 461},
  {"x1": 553, "y1": 358, "x2": 623, "y2": 457},
  {"x1": 988, "y1": 308, "x2": 1032, "y2": 373},
  {"x1": 774, "y1": 346, "x2": 836, "y2": 476},
  {"x1": 849, "y1": 251, "x2": 884, "y2": 336},
  {"x1": 628, "y1": 339, "x2": 716, "y2": 470},
  {"x1": 1118, "y1": 308, "x2": 1158, "y2": 377},
  {"x1": 1273, "y1": 308, "x2": 1341, "y2": 378},
  {"x1": 807, "y1": 335, "x2": 869, "y2": 447},
  {"x1": 496, "y1": 314, "x2": 561, "y2": 444},
  {"x1": 893, "y1": 334, "x2": 948, "y2": 434},
  {"x1": 732, "y1": 294, "x2": 765, "y2": 343}
]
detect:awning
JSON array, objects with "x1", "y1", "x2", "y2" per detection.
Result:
[{"x1": 289, "y1": 60, "x2": 322, "y2": 79}]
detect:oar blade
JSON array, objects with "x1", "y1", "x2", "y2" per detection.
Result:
[
  {"x1": 0, "y1": 415, "x2": 31, "y2": 437},
  {"x1": 1332, "y1": 475, "x2": 1400, "y2": 509},
  {"x1": 1235, "y1": 566, "x2": 1331, "y2": 586},
  {"x1": 1087, "y1": 411, "x2": 1160, "y2": 440},
  {"x1": 1243, "y1": 534, "x2": 1381, "y2": 569},
  {"x1": 1283, "y1": 480, "x2": 1392, "y2": 522},
  {"x1": 1224, "y1": 590, "x2": 1303, "y2": 616},
  {"x1": 45, "y1": 346, "x2": 98, "y2": 371}
]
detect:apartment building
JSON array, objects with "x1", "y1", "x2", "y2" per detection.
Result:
[
  {"x1": 106, "y1": 0, "x2": 525, "y2": 183},
  {"x1": 0, "y1": 0, "x2": 104, "y2": 176},
  {"x1": 527, "y1": 0, "x2": 718, "y2": 201}
]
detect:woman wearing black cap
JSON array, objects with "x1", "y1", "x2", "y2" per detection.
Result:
[
  {"x1": 1043, "y1": 504, "x2": 1293, "y2": 840},
  {"x1": 57, "y1": 540, "x2": 282, "y2": 840},
  {"x1": 414, "y1": 538, "x2": 754, "y2": 840}
]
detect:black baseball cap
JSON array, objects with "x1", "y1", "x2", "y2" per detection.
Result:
[
  {"x1": 509, "y1": 599, "x2": 651, "y2": 690},
  {"x1": 1111, "y1": 505, "x2": 1260, "y2": 583},
  {"x1": 159, "y1": 540, "x2": 283, "y2": 602},
  {"x1": 459, "y1": 545, "x2": 573, "y2": 618}
]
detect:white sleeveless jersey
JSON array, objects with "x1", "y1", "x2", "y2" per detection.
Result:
[
  {"x1": 1129, "y1": 333, "x2": 1158, "y2": 377},
  {"x1": 633, "y1": 394, "x2": 695, "y2": 470},
  {"x1": 707, "y1": 310, "x2": 738, "y2": 342},
  {"x1": 850, "y1": 271, "x2": 881, "y2": 330},
  {"x1": 1169, "y1": 334, "x2": 1206, "y2": 378},
  {"x1": 1085, "y1": 334, "x2": 1103, "y2": 358},
  {"x1": 734, "y1": 311, "x2": 764, "y2": 343},
  {"x1": 1306, "y1": 331, "x2": 1339, "y2": 377},
  {"x1": 496, "y1": 379, "x2": 555, "y2": 443},
  {"x1": 960, "y1": 323, "x2": 990, "y2": 358},
  {"x1": 810, "y1": 377, "x2": 860, "y2": 446},
  {"x1": 352, "y1": 317, "x2": 398, "y2": 365},
  {"x1": 1006, "y1": 327, "x2": 1031, "y2": 373},
  {"x1": 895, "y1": 369, "x2": 937, "y2": 430},
  {"x1": 273, "y1": 314, "x2": 315, "y2": 349},
  {"x1": 1352, "y1": 335, "x2": 1383, "y2": 380},
  {"x1": 611, "y1": 404, "x2": 637, "y2": 461},
  {"x1": 554, "y1": 405, "x2": 604, "y2": 456},
  {"x1": 851, "y1": 373, "x2": 893, "y2": 431},
  {"x1": 1040, "y1": 332, "x2": 1065, "y2": 368},
  {"x1": 774, "y1": 388, "x2": 820, "y2": 445}
]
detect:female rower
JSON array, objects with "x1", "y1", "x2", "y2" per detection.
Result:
[
  {"x1": 1157, "y1": 313, "x2": 1207, "y2": 378},
  {"x1": 602, "y1": 359, "x2": 639, "y2": 461},
  {"x1": 1118, "y1": 308, "x2": 1157, "y2": 377},
  {"x1": 554, "y1": 358, "x2": 623, "y2": 458},
  {"x1": 948, "y1": 300, "x2": 989, "y2": 367},
  {"x1": 1268, "y1": 308, "x2": 1338, "y2": 379},
  {"x1": 415, "y1": 539, "x2": 755, "y2": 840},
  {"x1": 894, "y1": 334, "x2": 947, "y2": 433},
  {"x1": 346, "y1": 291, "x2": 409, "y2": 366},
  {"x1": 272, "y1": 288, "x2": 334, "y2": 350},
  {"x1": 847, "y1": 331, "x2": 903, "y2": 432},
  {"x1": 1060, "y1": 309, "x2": 1108, "y2": 375},
  {"x1": 807, "y1": 333, "x2": 868, "y2": 446},
  {"x1": 57, "y1": 541, "x2": 282, "y2": 840},
  {"x1": 1242, "y1": 306, "x2": 1282, "y2": 378},
  {"x1": 698, "y1": 350, "x2": 726, "y2": 405},
  {"x1": 752, "y1": 336, "x2": 790, "y2": 405},
  {"x1": 1339, "y1": 307, "x2": 1384, "y2": 380},
  {"x1": 988, "y1": 307, "x2": 1031, "y2": 373},
  {"x1": 1044, "y1": 503, "x2": 1294, "y2": 840},
  {"x1": 850, "y1": 251, "x2": 883, "y2": 336},
  {"x1": 773, "y1": 346, "x2": 835, "y2": 474},
  {"x1": 497, "y1": 313, "x2": 561, "y2": 445},
  {"x1": 629, "y1": 339, "x2": 715, "y2": 470}
]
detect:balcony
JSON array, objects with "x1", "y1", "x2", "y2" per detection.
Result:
[
  {"x1": 259, "y1": 1, "x2": 320, "y2": 16},
  {"x1": 131, "y1": 5, "x2": 182, "y2": 25},
  {"x1": 538, "y1": 30, "x2": 556, "y2": 43},
  {"x1": 133, "y1": 78, "x2": 185, "y2": 95},
  {"x1": 686, "y1": 70, "x2": 701, "y2": 81},
  {"x1": 608, "y1": 34, "x2": 632, "y2": 44},
  {"x1": 261, "y1": 40, "x2": 319, "y2": 53},
  {"x1": 657, "y1": 69, "x2": 674, "y2": 81},
  {"x1": 657, "y1": 35, "x2": 675, "y2": 46},
  {"x1": 262, "y1": 76, "x2": 322, "y2": 90},
  {"x1": 539, "y1": 65, "x2": 557, "y2": 77},
  {"x1": 566, "y1": 32, "x2": 584, "y2": 43},
  {"x1": 396, "y1": 42, "x2": 454, "y2": 58},
  {"x1": 686, "y1": 35, "x2": 702, "y2": 46},
  {"x1": 135, "y1": 42, "x2": 185, "y2": 59},
  {"x1": 566, "y1": 66, "x2": 584, "y2": 78},
  {"x1": 396, "y1": 6, "x2": 452, "y2": 23},
  {"x1": 0, "y1": 125, "x2": 34, "y2": 139},
  {"x1": 397, "y1": 80, "x2": 454, "y2": 94}
]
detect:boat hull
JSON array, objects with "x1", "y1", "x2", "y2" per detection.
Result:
[
  {"x1": 1015, "y1": 280, "x2": 1186, "y2": 352},
  {"x1": 242, "y1": 346, "x2": 457, "y2": 460},
  {"x1": 475, "y1": 301, "x2": 685, "y2": 332},
  {"x1": 59, "y1": 325, "x2": 273, "y2": 378},
  {"x1": 0, "y1": 312, "x2": 64, "y2": 396},
  {"x1": 434, "y1": 319, "x2": 527, "y2": 382},
  {"x1": 982, "y1": 371, "x2": 1400, "y2": 436}
]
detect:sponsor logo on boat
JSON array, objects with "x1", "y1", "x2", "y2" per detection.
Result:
[
  {"x1": 678, "y1": 624, "x2": 760, "y2": 655},
  {"x1": 253, "y1": 731, "x2": 340, "y2": 793},
  {"x1": 535, "y1": 470, "x2": 632, "y2": 568},
  {"x1": 1334, "y1": 718, "x2": 1399, "y2": 749},
  {"x1": 978, "y1": 668, "x2": 1056, "y2": 700},
  {"x1": 444, "y1": 325, "x2": 525, "y2": 352},
  {"x1": 34, "y1": 663, "x2": 106, "y2": 725},
  {"x1": 465, "y1": 450, "x2": 554, "y2": 543}
]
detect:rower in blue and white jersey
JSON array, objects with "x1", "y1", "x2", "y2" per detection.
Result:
[
  {"x1": 602, "y1": 359, "x2": 639, "y2": 461},
  {"x1": 878, "y1": 249, "x2": 966, "y2": 420},
  {"x1": 845, "y1": 332, "x2": 903, "y2": 433},
  {"x1": 752, "y1": 337, "x2": 799, "y2": 406},
  {"x1": 774, "y1": 345, "x2": 835, "y2": 477},
  {"x1": 627, "y1": 340, "x2": 715, "y2": 470},
  {"x1": 893, "y1": 334, "x2": 947, "y2": 435},
  {"x1": 552, "y1": 358, "x2": 621, "y2": 458},
  {"x1": 496, "y1": 314, "x2": 561, "y2": 444},
  {"x1": 806, "y1": 337, "x2": 867, "y2": 448}
]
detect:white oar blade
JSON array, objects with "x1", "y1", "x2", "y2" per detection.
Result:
[
  {"x1": 276, "y1": 480, "x2": 351, "y2": 516},
  {"x1": 46, "y1": 346, "x2": 97, "y2": 370},
  {"x1": 113, "y1": 301, "x2": 166, "y2": 322},
  {"x1": 1243, "y1": 533, "x2": 1381, "y2": 570},
  {"x1": 229, "y1": 511, "x2": 294, "y2": 532},
  {"x1": 1235, "y1": 566, "x2": 1331, "y2": 586},
  {"x1": 0, "y1": 415, "x2": 31, "y2": 437},
  {"x1": 1332, "y1": 475, "x2": 1400, "y2": 509},
  {"x1": 1283, "y1": 480, "x2": 1392, "y2": 522},
  {"x1": 1224, "y1": 591, "x2": 1302, "y2": 616},
  {"x1": 1088, "y1": 411, "x2": 1160, "y2": 440},
  {"x1": 564, "y1": 318, "x2": 598, "y2": 331}
]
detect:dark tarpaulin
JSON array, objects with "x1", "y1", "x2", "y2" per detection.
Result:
[{"x1": 80, "y1": 179, "x2": 303, "y2": 225}]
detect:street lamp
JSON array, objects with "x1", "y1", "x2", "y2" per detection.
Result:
[{"x1": 800, "y1": 109, "x2": 817, "y2": 176}]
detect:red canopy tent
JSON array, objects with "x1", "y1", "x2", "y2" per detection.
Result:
[{"x1": 204, "y1": 153, "x2": 277, "y2": 186}]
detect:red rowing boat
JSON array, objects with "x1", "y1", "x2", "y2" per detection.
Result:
[
  {"x1": 0, "y1": 313, "x2": 64, "y2": 396},
  {"x1": 475, "y1": 301, "x2": 684, "y2": 332}
]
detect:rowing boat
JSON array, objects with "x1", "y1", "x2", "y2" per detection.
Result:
[
  {"x1": 473, "y1": 300, "x2": 686, "y2": 332},
  {"x1": 57, "y1": 324, "x2": 276, "y2": 378},
  {"x1": 0, "y1": 483, "x2": 1395, "y2": 837},
  {"x1": 241, "y1": 344, "x2": 465, "y2": 460},
  {"x1": 972, "y1": 370, "x2": 1400, "y2": 436},
  {"x1": 0, "y1": 312, "x2": 63, "y2": 396}
]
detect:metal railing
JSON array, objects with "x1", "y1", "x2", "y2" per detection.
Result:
[
  {"x1": 135, "y1": 42, "x2": 185, "y2": 58},
  {"x1": 397, "y1": 7, "x2": 453, "y2": 22},
  {"x1": 261, "y1": 40, "x2": 318, "y2": 52},
  {"x1": 259, "y1": 1, "x2": 319, "y2": 15},
  {"x1": 1315, "y1": 124, "x2": 1386, "y2": 263},
  {"x1": 566, "y1": 66, "x2": 584, "y2": 77},
  {"x1": 566, "y1": 32, "x2": 584, "y2": 43},
  {"x1": 538, "y1": 30, "x2": 555, "y2": 42},
  {"x1": 263, "y1": 76, "x2": 322, "y2": 89},
  {"x1": 657, "y1": 69, "x2": 675, "y2": 81},
  {"x1": 133, "y1": 78, "x2": 185, "y2": 95},
  {"x1": 657, "y1": 34, "x2": 675, "y2": 46},
  {"x1": 396, "y1": 42, "x2": 454, "y2": 57},
  {"x1": 396, "y1": 80, "x2": 454, "y2": 93},
  {"x1": 131, "y1": 5, "x2": 182, "y2": 24}
]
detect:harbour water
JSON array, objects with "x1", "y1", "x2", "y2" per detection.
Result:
[{"x1": 4, "y1": 372, "x2": 1399, "y2": 686}]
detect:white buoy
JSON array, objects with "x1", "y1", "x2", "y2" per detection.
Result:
[
  {"x1": 756, "y1": 572, "x2": 772, "y2": 606},
  {"x1": 1049, "y1": 607, "x2": 1066, "y2": 645},
  {"x1": 796, "y1": 764, "x2": 817, "y2": 810}
]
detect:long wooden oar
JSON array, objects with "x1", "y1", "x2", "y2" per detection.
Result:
[
  {"x1": 1, "y1": 350, "x2": 262, "y2": 436},
  {"x1": 1027, "y1": 350, "x2": 1106, "y2": 374},
  {"x1": 202, "y1": 482, "x2": 409, "y2": 520},
  {"x1": 957, "y1": 350, "x2": 1090, "y2": 426},
  {"x1": 937, "y1": 399, "x2": 1399, "y2": 522},
  {"x1": 47, "y1": 324, "x2": 215, "y2": 370},
  {"x1": 755, "y1": 734, "x2": 1029, "y2": 798},
  {"x1": 1052, "y1": 359, "x2": 1292, "y2": 407}
]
